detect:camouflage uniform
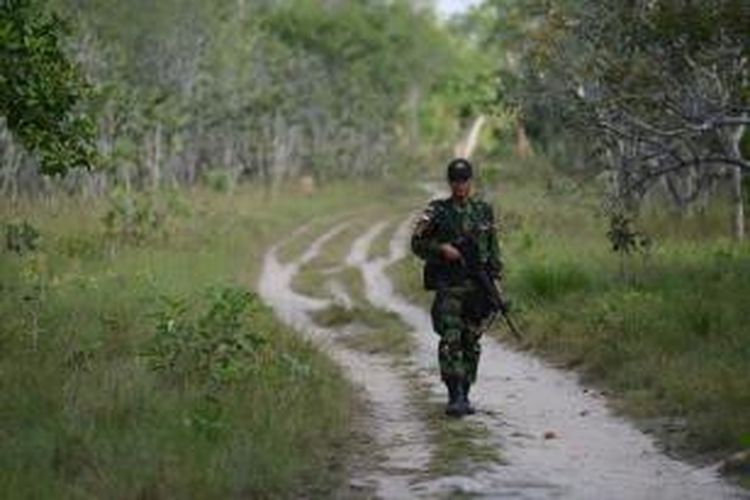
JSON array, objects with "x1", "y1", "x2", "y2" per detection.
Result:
[{"x1": 411, "y1": 196, "x2": 502, "y2": 386}]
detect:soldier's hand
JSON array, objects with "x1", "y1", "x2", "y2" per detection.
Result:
[{"x1": 440, "y1": 243, "x2": 462, "y2": 262}]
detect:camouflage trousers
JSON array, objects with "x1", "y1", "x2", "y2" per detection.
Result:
[{"x1": 430, "y1": 284, "x2": 483, "y2": 383}]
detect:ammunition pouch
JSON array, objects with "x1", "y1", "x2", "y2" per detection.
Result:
[{"x1": 423, "y1": 259, "x2": 469, "y2": 291}]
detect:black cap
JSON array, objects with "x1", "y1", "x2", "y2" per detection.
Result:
[{"x1": 447, "y1": 158, "x2": 473, "y2": 182}]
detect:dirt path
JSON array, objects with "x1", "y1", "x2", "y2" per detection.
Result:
[
  {"x1": 259, "y1": 217, "x2": 747, "y2": 499},
  {"x1": 259, "y1": 223, "x2": 436, "y2": 498}
]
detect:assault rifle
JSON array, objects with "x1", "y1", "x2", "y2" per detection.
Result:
[{"x1": 453, "y1": 235, "x2": 523, "y2": 341}]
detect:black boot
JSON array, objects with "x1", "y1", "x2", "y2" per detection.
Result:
[
  {"x1": 462, "y1": 380, "x2": 476, "y2": 415},
  {"x1": 445, "y1": 377, "x2": 465, "y2": 417}
]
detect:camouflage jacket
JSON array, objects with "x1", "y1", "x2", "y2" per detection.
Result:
[{"x1": 411, "y1": 196, "x2": 502, "y2": 290}]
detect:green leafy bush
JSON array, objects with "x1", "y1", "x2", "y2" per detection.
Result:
[{"x1": 145, "y1": 287, "x2": 270, "y2": 388}]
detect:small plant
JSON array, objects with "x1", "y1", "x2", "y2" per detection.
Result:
[
  {"x1": 607, "y1": 211, "x2": 651, "y2": 282},
  {"x1": 102, "y1": 189, "x2": 168, "y2": 244},
  {"x1": 144, "y1": 286, "x2": 277, "y2": 439},
  {"x1": 202, "y1": 169, "x2": 235, "y2": 193},
  {"x1": 5, "y1": 220, "x2": 40, "y2": 254},
  {"x1": 18, "y1": 252, "x2": 48, "y2": 350}
]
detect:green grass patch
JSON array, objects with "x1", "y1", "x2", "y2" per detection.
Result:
[
  {"x1": 406, "y1": 378, "x2": 503, "y2": 477},
  {"x1": 511, "y1": 258, "x2": 601, "y2": 302},
  {"x1": 426, "y1": 416, "x2": 504, "y2": 477},
  {"x1": 517, "y1": 246, "x2": 750, "y2": 455},
  {"x1": 336, "y1": 306, "x2": 415, "y2": 357},
  {"x1": 367, "y1": 220, "x2": 395, "y2": 260},
  {"x1": 292, "y1": 218, "x2": 376, "y2": 299},
  {"x1": 386, "y1": 254, "x2": 431, "y2": 309}
]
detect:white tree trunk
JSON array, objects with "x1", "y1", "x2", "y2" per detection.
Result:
[
  {"x1": 725, "y1": 124, "x2": 745, "y2": 241},
  {"x1": 731, "y1": 165, "x2": 745, "y2": 241},
  {"x1": 407, "y1": 85, "x2": 421, "y2": 149},
  {"x1": 151, "y1": 123, "x2": 162, "y2": 191}
]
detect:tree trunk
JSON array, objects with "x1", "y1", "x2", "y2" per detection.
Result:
[
  {"x1": 271, "y1": 114, "x2": 290, "y2": 195},
  {"x1": 725, "y1": 124, "x2": 745, "y2": 241},
  {"x1": 407, "y1": 85, "x2": 421, "y2": 150},
  {"x1": 151, "y1": 123, "x2": 162, "y2": 192},
  {"x1": 731, "y1": 165, "x2": 745, "y2": 241}
]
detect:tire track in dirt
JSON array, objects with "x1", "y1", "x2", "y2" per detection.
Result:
[{"x1": 259, "y1": 222, "x2": 435, "y2": 499}]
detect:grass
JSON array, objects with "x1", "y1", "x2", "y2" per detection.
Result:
[
  {"x1": 426, "y1": 416, "x2": 504, "y2": 477},
  {"x1": 0, "y1": 182, "x2": 393, "y2": 498},
  {"x1": 10, "y1": 167, "x2": 745, "y2": 494},
  {"x1": 386, "y1": 254, "x2": 431, "y2": 309},
  {"x1": 335, "y1": 306, "x2": 415, "y2": 357},
  {"x1": 511, "y1": 244, "x2": 750, "y2": 457},
  {"x1": 292, "y1": 217, "x2": 376, "y2": 300},
  {"x1": 414, "y1": 377, "x2": 504, "y2": 477}
]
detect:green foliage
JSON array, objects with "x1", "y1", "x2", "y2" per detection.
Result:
[
  {"x1": 102, "y1": 189, "x2": 169, "y2": 243},
  {"x1": 0, "y1": 0, "x2": 96, "y2": 174},
  {"x1": 4, "y1": 220, "x2": 40, "y2": 254},
  {"x1": 606, "y1": 211, "x2": 652, "y2": 281},
  {"x1": 201, "y1": 169, "x2": 234, "y2": 193},
  {"x1": 607, "y1": 212, "x2": 651, "y2": 255},
  {"x1": 145, "y1": 287, "x2": 271, "y2": 388}
]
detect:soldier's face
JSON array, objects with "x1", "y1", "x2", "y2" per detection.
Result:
[{"x1": 450, "y1": 179, "x2": 471, "y2": 201}]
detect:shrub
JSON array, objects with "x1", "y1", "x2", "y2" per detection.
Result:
[
  {"x1": 144, "y1": 287, "x2": 270, "y2": 389},
  {"x1": 4, "y1": 220, "x2": 40, "y2": 254}
]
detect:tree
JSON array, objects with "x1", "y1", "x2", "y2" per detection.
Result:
[
  {"x1": 0, "y1": 0, "x2": 96, "y2": 175},
  {"x1": 2, "y1": 0, "x2": 478, "y2": 194},
  {"x1": 476, "y1": 0, "x2": 749, "y2": 239}
]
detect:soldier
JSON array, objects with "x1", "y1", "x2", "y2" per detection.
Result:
[{"x1": 411, "y1": 158, "x2": 503, "y2": 417}]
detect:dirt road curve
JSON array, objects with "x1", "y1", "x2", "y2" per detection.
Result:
[{"x1": 258, "y1": 215, "x2": 746, "y2": 499}]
